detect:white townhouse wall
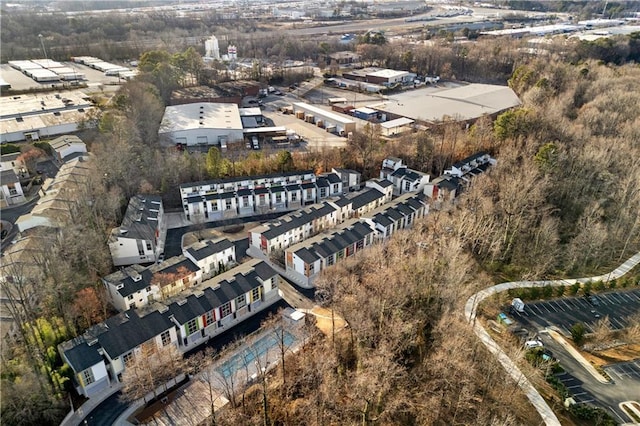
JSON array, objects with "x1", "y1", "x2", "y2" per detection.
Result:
[
  {"x1": 379, "y1": 157, "x2": 430, "y2": 196},
  {"x1": 362, "y1": 192, "x2": 429, "y2": 240},
  {"x1": 109, "y1": 195, "x2": 165, "y2": 266},
  {"x1": 380, "y1": 157, "x2": 405, "y2": 180},
  {"x1": 183, "y1": 238, "x2": 236, "y2": 280},
  {"x1": 48, "y1": 134, "x2": 87, "y2": 162},
  {"x1": 332, "y1": 168, "x2": 361, "y2": 191},
  {"x1": 59, "y1": 339, "x2": 110, "y2": 398},
  {"x1": 59, "y1": 261, "x2": 279, "y2": 398},
  {"x1": 159, "y1": 102, "x2": 244, "y2": 147},
  {"x1": 0, "y1": 152, "x2": 27, "y2": 176},
  {"x1": 249, "y1": 202, "x2": 338, "y2": 254},
  {"x1": 103, "y1": 255, "x2": 201, "y2": 312},
  {"x1": 180, "y1": 171, "x2": 342, "y2": 222},
  {"x1": 285, "y1": 220, "x2": 376, "y2": 287},
  {"x1": 0, "y1": 170, "x2": 25, "y2": 207}
]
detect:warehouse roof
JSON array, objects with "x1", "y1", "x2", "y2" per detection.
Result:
[
  {"x1": 370, "y1": 83, "x2": 521, "y2": 123},
  {"x1": 160, "y1": 102, "x2": 243, "y2": 134}
]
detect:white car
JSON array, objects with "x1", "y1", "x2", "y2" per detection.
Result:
[{"x1": 524, "y1": 340, "x2": 544, "y2": 350}]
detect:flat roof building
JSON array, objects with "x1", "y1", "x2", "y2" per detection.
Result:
[
  {"x1": 369, "y1": 83, "x2": 521, "y2": 124},
  {"x1": 0, "y1": 90, "x2": 95, "y2": 143},
  {"x1": 159, "y1": 102, "x2": 244, "y2": 147}
]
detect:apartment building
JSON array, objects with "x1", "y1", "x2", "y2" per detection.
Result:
[
  {"x1": 60, "y1": 259, "x2": 279, "y2": 398},
  {"x1": 180, "y1": 171, "x2": 343, "y2": 221},
  {"x1": 108, "y1": 195, "x2": 165, "y2": 266}
]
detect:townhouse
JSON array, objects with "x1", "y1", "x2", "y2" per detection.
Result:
[
  {"x1": 362, "y1": 192, "x2": 429, "y2": 240},
  {"x1": 284, "y1": 220, "x2": 376, "y2": 287},
  {"x1": 103, "y1": 255, "x2": 202, "y2": 312},
  {"x1": 424, "y1": 151, "x2": 496, "y2": 202},
  {"x1": 60, "y1": 259, "x2": 280, "y2": 398},
  {"x1": 331, "y1": 167, "x2": 361, "y2": 192},
  {"x1": 249, "y1": 202, "x2": 338, "y2": 255},
  {"x1": 380, "y1": 157, "x2": 430, "y2": 196},
  {"x1": 248, "y1": 181, "x2": 392, "y2": 256},
  {"x1": 183, "y1": 238, "x2": 236, "y2": 280},
  {"x1": 0, "y1": 169, "x2": 25, "y2": 207},
  {"x1": 180, "y1": 170, "x2": 343, "y2": 221},
  {"x1": 108, "y1": 194, "x2": 166, "y2": 266}
]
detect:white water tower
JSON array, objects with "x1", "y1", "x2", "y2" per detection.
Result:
[{"x1": 205, "y1": 35, "x2": 220, "y2": 60}]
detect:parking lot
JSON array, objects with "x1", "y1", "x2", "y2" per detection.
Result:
[
  {"x1": 512, "y1": 289, "x2": 640, "y2": 336},
  {"x1": 553, "y1": 371, "x2": 596, "y2": 405},
  {"x1": 510, "y1": 289, "x2": 640, "y2": 423},
  {"x1": 603, "y1": 360, "x2": 640, "y2": 382}
]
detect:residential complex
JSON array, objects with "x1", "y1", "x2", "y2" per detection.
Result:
[
  {"x1": 108, "y1": 194, "x2": 166, "y2": 266},
  {"x1": 104, "y1": 238, "x2": 236, "y2": 311},
  {"x1": 180, "y1": 170, "x2": 344, "y2": 221},
  {"x1": 57, "y1": 149, "x2": 494, "y2": 402},
  {"x1": 60, "y1": 259, "x2": 280, "y2": 398}
]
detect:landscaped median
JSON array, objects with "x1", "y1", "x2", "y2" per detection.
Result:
[{"x1": 465, "y1": 251, "x2": 640, "y2": 426}]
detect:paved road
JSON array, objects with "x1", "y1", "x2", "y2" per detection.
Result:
[
  {"x1": 464, "y1": 251, "x2": 640, "y2": 426},
  {"x1": 80, "y1": 391, "x2": 128, "y2": 426}
]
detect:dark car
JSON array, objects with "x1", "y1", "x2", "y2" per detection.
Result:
[{"x1": 587, "y1": 295, "x2": 600, "y2": 306}]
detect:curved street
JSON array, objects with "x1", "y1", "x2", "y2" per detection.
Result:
[{"x1": 464, "y1": 252, "x2": 640, "y2": 426}]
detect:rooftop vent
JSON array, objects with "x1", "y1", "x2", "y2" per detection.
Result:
[{"x1": 177, "y1": 299, "x2": 188, "y2": 306}]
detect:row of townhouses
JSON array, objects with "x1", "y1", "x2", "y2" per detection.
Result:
[
  {"x1": 284, "y1": 191, "x2": 429, "y2": 286},
  {"x1": 424, "y1": 151, "x2": 496, "y2": 202},
  {"x1": 248, "y1": 179, "x2": 394, "y2": 255},
  {"x1": 104, "y1": 238, "x2": 236, "y2": 312},
  {"x1": 60, "y1": 259, "x2": 280, "y2": 398},
  {"x1": 179, "y1": 169, "x2": 357, "y2": 221}
]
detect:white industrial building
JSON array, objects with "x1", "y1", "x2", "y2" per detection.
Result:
[
  {"x1": 292, "y1": 102, "x2": 356, "y2": 136},
  {"x1": 159, "y1": 102, "x2": 244, "y2": 147},
  {"x1": 0, "y1": 91, "x2": 95, "y2": 143}
]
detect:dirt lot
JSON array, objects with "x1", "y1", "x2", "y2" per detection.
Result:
[
  {"x1": 310, "y1": 307, "x2": 348, "y2": 337},
  {"x1": 182, "y1": 222, "x2": 257, "y2": 246}
]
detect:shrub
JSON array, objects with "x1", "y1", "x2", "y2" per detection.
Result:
[
  {"x1": 33, "y1": 141, "x2": 53, "y2": 155},
  {"x1": 568, "y1": 404, "x2": 616, "y2": 425},
  {"x1": 593, "y1": 280, "x2": 605, "y2": 291},
  {"x1": 608, "y1": 279, "x2": 617, "y2": 289},
  {"x1": 571, "y1": 322, "x2": 586, "y2": 346},
  {"x1": 0, "y1": 143, "x2": 21, "y2": 154},
  {"x1": 569, "y1": 283, "x2": 581, "y2": 295},
  {"x1": 528, "y1": 287, "x2": 541, "y2": 300},
  {"x1": 555, "y1": 285, "x2": 566, "y2": 297},
  {"x1": 582, "y1": 280, "x2": 592, "y2": 295},
  {"x1": 542, "y1": 285, "x2": 554, "y2": 299}
]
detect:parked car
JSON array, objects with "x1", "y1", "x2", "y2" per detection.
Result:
[
  {"x1": 524, "y1": 340, "x2": 544, "y2": 350},
  {"x1": 586, "y1": 294, "x2": 600, "y2": 306}
]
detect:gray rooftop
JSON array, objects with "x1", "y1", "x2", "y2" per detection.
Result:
[{"x1": 112, "y1": 194, "x2": 163, "y2": 242}]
